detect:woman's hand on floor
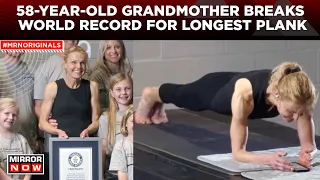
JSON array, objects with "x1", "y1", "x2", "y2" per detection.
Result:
[{"x1": 264, "y1": 151, "x2": 293, "y2": 171}]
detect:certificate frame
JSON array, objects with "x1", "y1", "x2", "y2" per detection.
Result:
[{"x1": 49, "y1": 137, "x2": 102, "y2": 180}]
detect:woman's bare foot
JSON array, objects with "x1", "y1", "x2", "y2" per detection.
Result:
[
  {"x1": 135, "y1": 87, "x2": 156, "y2": 124},
  {"x1": 151, "y1": 102, "x2": 168, "y2": 124}
]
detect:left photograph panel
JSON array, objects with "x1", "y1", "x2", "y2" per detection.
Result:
[{"x1": 0, "y1": 40, "x2": 134, "y2": 180}]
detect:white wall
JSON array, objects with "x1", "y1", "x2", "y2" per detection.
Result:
[{"x1": 133, "y1": 40, "x2": 320, "y2": 135}]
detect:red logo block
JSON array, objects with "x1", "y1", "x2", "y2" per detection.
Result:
[
  {"x1": 9, "y1": 163, "x2": 20, "y2": 173},
  {"x1": 7, "y1": 154, "x2": 44, "y2": 175},
  {"x1": 32, "y1": 163, "x2": 43, "y2": 173},
  {"x1": 20, "y1": 163, "x2": 32, "y2": 173}
]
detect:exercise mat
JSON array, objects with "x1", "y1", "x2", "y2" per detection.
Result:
[
  {"x1": 242, "y1": 152, "x2": 320, "y2": 180},
  {"x1": 197, "y1": 146, "x2": 318, "y2": 173}
]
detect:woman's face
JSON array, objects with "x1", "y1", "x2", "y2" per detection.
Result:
[
  {"x1": 64, "y1": 52, "x2": 87, "y2": 79},
  {"x1": 104, "y1": 40, "x2": 122, "y2": 64},
  {"x1": 276, "y1": 99, "x2": 303, "y2": 122}
]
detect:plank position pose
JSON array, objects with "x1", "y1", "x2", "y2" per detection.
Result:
[{"x1": 135, "y1": 62, "x2": 318, "y2": 171}]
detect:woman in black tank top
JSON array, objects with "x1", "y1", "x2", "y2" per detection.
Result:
[
  {"x1": 39, "y1": 46, "x2": 100, "y2": 138},
  {"x1": 135, "y1": 62, "x2": 317, "y2": 171}
]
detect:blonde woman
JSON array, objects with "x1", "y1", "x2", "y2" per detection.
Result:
[
  {"x1": 136, "y1": 62, "x2": 317, "y2": 171},
  {"x1": 109, "y1": 104, "x2": 134, "y2": 180},
  {"x1": 97, "y1": 73, "x2": 133, "y2": 179},
  {"x1": 90, "y1": 40, "x2": 133, "y2": 113},
  {"x1": 39, "y1": 45, "x2": 99, "y2": 137}
]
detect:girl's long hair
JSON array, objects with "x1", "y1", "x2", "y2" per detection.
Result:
[
  {"x1": 120, "y1": 104, "x2": 134, "y2": 137},
  {"x1": 106, "y1": 73, "x2": 133, "y2": 148}
]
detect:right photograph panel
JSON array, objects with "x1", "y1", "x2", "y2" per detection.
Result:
[{"x1": 133, "y1": 40, "x2": 320, "y2": 180}]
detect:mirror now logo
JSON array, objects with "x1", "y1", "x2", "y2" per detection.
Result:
[{"x1": 7, "y1": 154, "x2": 44, "y2": 175}]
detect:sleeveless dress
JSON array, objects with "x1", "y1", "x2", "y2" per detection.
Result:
[{"x1": 51, "y1": 79, "x2": 93, "y2": 137}]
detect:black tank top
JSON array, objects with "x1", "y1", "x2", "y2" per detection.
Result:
[
  {"x1": 51, "y1": 79, "x2": 92, "y2": 137},
  {"x1": 211, "y1": 70, "x2": 279, "y2": 119}
]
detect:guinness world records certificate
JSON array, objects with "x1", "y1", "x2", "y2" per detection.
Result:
[
  {"x1": 59, "y1": 148, "x2": 92, "y2": 180},
  {"x1": 49, "y1": 137, "x2": 101, "y2": 180}
]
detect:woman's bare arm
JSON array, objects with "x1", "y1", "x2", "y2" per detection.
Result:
[
  {"x1": 230, "y1": 79, "x2": 294, "y2": 171},
  {"x1": 38, "y1": 82, "x2": 61, "y2": 135},
  {"x1": 85, "y1": 81, "x2": 100, "y2": 134},
  {"x1": 297, "y1": 110, "x2": 317, "y2": 154},
  {"x1": 230, "y1": 78, "x2": 264, "y2": 163}
]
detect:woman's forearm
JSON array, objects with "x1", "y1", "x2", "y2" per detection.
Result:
[
  {"x1": 86, "y1": 120, "x2": 99, "y2": 134},
  {"x1": 88, "y1": 81, "x2": 100, "y2": 135},
  {"x1": 233, "y1": 149, "x2": 267, "y2": 165},
  {"x1": 297, "y1": 116, "x2": 316, "y2": 152},
  {"x1": 39, "y1": 119, "x2": 60, "y2": 135}
]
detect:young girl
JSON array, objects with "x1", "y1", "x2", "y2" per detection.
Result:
[
  {"x1": 109, "y1": 104, "x2": 134, "y2": 180},
  {"x1": 97, "y1": 73, "x2": 133, "y2": 178},
  {"x1": 0, "y1": 98, "x2": 32, "y2": 180}
]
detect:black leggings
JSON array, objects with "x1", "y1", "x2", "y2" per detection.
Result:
[{"x1": 159, "y1": 72, "x2": 237, "y2": 111}]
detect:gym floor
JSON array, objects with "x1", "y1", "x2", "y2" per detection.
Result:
[{"x1": 134, "y1": 109, "x2": 320, "y2": 180}]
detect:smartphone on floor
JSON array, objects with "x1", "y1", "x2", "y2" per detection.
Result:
[{"x1": 292, "y1": 162, "x2": 310, "y2": 172}]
